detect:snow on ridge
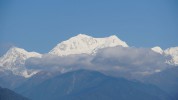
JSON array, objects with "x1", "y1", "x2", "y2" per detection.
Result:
[
  {"x1": 151, "y1": 46, "x2": 178, "y2": 65},
  {"x1": 49, "y1": 34, "x2": 128, "y2": 56},
  {"x1": 151, "y1": 46, "x2": 163, "y2": 54},
  {"x1": 164, "y1": 47, "x2": 178, "y2": 65},
  {"x1": 1, "y1": 34, "x2": 178, "y2": 78},
  {"x1": 0, "y1": 47, "x2": 41, "y2": 78}
]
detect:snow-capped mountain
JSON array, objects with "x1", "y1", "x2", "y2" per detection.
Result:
[
  {"x1": 0, "y1": 47, "x2": 41, "y2": 78},
  {"x1": 0, "y1": 34, "x2": 178, "y2": 78},
  {"x1": 164, "y1": 47, "x2": 178, "y2": 65},
  {"x1": 0, "y1": 34, "x2": 129, "y2": 78},
  {"x1": 151, "y1": 46, "x2": 178, "y2": 65},
  {"x1": 49, "y1": 34, "x2": 128, "y2": 56},
  {"x1": 151, "y1": 46, "x2": 163, "y2": 54}
]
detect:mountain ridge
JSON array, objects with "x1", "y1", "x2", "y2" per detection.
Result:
[
  {"x1": 151, "y1": 46, "x2": 178, "y2": 65},
  {"x1": 0, "y1": 86, "x2": 29, "y2": 100},
  {"x1": 18, "y1": 69, "x2": 171, "y2": 100},
  {"x1": 49, "y1": 34, "x2": 128, "y2": 56},
  {"x1": 0, "y1": 34, "x2": 178, "y2": 78},
  {"x1": 0, "y1": 47, "x2": 41, "y2": 78}
]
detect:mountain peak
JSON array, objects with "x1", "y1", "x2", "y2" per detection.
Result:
[
  {"x1": 69, "y1": 34, "x2": 92, "y2": 41},
  {"x1": 164, "y1": 46, "x2": 178, "y2": 65},
  {"x1": 151, "y1": 46, "x2": 163, "y2": 54},
  {"x1": 108, "y1": 35, "x2": 118, "y2": 39},
  {"x1": 49, "y1": 34, "x2": 128, "y2": 56},
  {"x1": 151, "y1": 46, "x2": 178, "y2": 65},
  {"x1": 4, "y1": 46, "x2": 42, "y2": 58},
  {"x1": 0, "y1": 47, "x2": 41, "y2": 78},
  {"x1": 165, "y1": 47, "x2": 178, "y2": 54},
  {"x1": 7, "y1": 47, "x2": 29, "y2": 55},
  {"x1": 75, "y1": 34, "x2": 119, "y2": 40},
  {"x1": 75, "y1": 34, "x2": 91, "y2": 38}
]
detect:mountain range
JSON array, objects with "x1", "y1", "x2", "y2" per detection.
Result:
[
  {"x1": 0, "y1": 34, "x2": 177, "y2": 78},
  {"x1": 0, "y1": 86, "x2": 29, "y2": 100},
  {"x1": 15, "y1": 70, "x2": 172, "y2": 100},
  {"x1": 0, "y1": 34, "x2": 178, "y2": 100}
]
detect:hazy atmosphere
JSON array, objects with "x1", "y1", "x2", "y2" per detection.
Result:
[{"x1": 0, "y1": 0, "x2": 178, "y2": 100}]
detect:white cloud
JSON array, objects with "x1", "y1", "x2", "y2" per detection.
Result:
[{"x1": 25, "y1": 46, "x2": 172, "y2": 79}]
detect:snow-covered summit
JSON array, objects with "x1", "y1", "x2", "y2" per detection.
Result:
[
  {"x1": 151, "y1": 46, "x2": 178, "y2": 65},
  {"x1": 1, "y1": 34, "x2": 177, "y2": 78},
  {"x1": 0, "y1": 47, "x2": 41, "y2": 78},
  {"x1": 49, "y1": 34, "x2": 128, "y2": 56},
  {"x1": 164, "y1": 47, "x2": 178, "y2": 65},
  {"x1": 151, "y1": 46, "x2": 163, "y2": 54}
]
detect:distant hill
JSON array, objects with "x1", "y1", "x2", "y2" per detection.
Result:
[
  {"x1": 19, "y1": 70, "x2": 171, "y2": 100},
  {"x1": 143, "y1": 67, "x2": 178, "y2": 100},
  {"x1": 15, "y1": 71, "x2": 60, "y2": 94},
  {"x1": 0, "y1": 86, "x2": 29, "y2": 100}
]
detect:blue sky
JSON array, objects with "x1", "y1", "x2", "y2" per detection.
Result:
[{"x1": 0, "y1": 0, "x2": 178, "y2": 55}]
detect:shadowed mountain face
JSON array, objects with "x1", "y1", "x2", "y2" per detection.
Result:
[
  {"x1": 143, "y1": 67, "x2": 178, "y2": 100},
  {"x1": 0, "y1": 71, "x2": 26, "y2": 90},
  {"x1": 18, "y1": 70, "x2": 171, "y2": 100},
  {"x1": 0, "y1": 87, "x2": 29, "y2": 100},
  {"x1": 15, "y1": 71, "x2": 61, "y2": 94}
]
